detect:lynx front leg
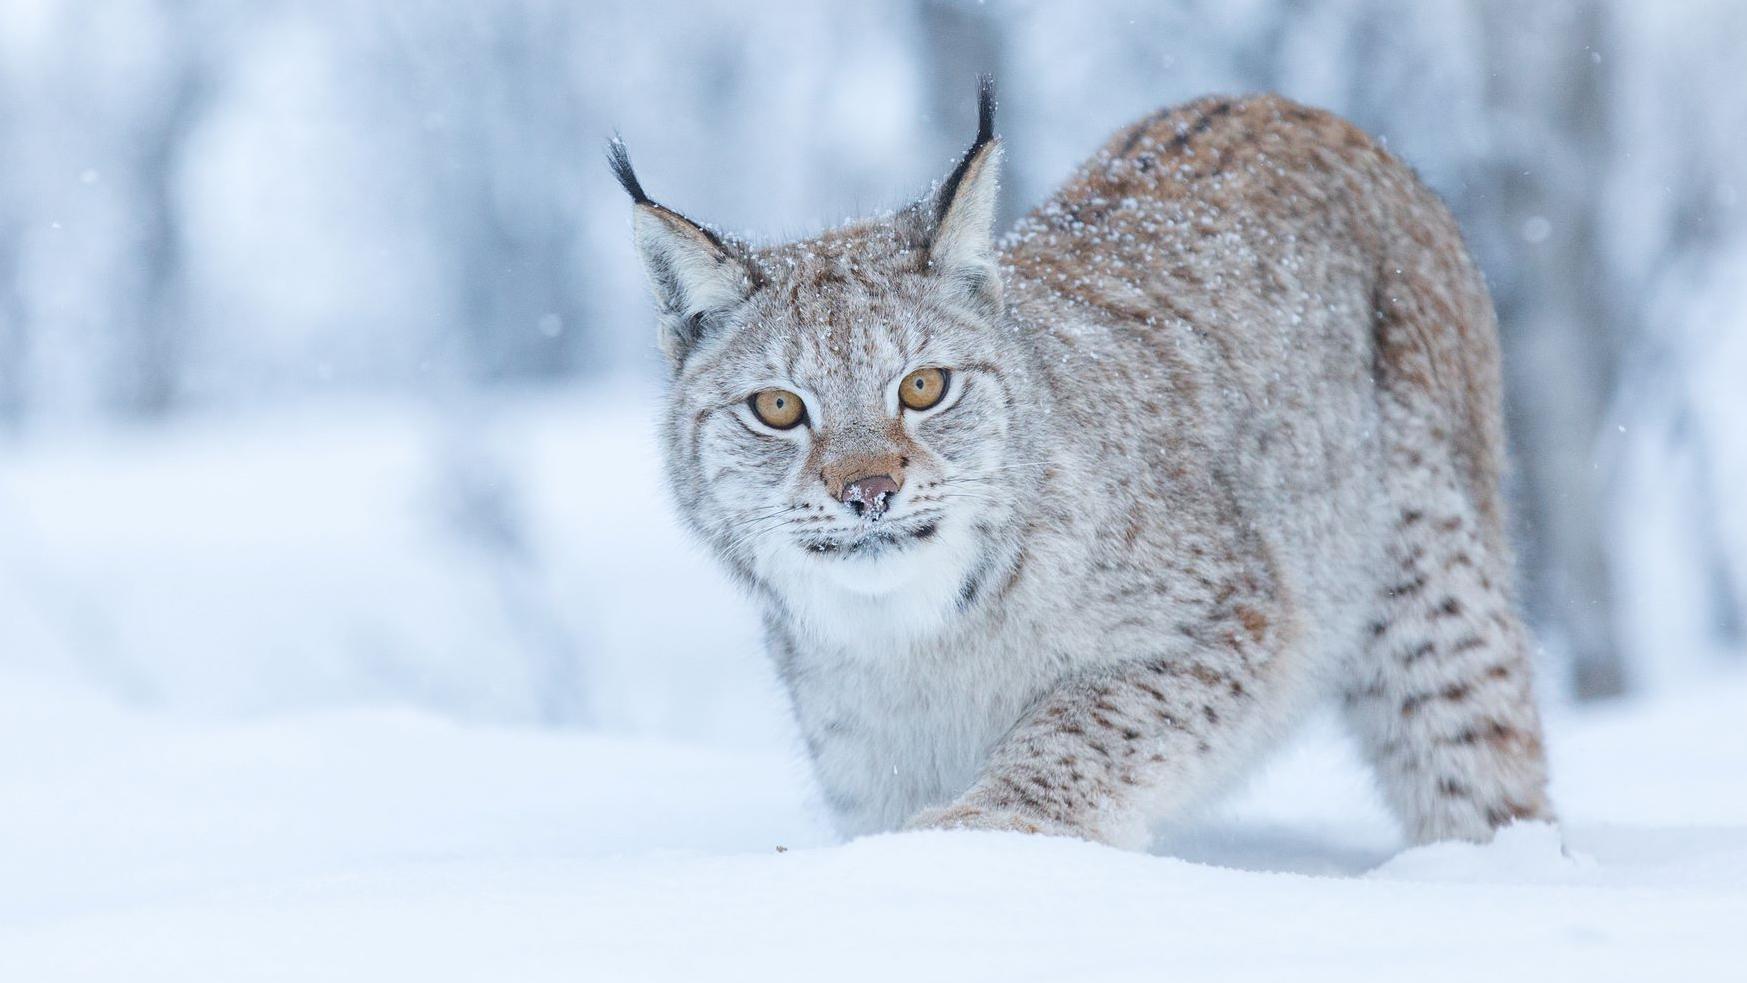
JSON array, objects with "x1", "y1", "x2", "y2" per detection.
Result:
[{"x1": 907, "y1": 654, "x2": 1278, "y2": 848}]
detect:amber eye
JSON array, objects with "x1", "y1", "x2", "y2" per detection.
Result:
[
  {"x1": 898, "y1": 367, "x2": 949, "y2": 411},
  {"x1": 749, "y1": 388, "x2": 806, "y2": 429}
]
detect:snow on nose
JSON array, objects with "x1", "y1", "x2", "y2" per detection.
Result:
[{"x1": 838, "y1": 473, "x2": 901, "y2": 519}]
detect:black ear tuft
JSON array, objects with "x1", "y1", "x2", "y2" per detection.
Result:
[
  {"x1": 975, "y1": 74, "x2": 996, "y2": 147},
  {"x1": 606, "y1": 135, "x2": 650, "y2": 205},
  {"x1": 935, "y1": 76, "x2": 997, "y2": 224}
]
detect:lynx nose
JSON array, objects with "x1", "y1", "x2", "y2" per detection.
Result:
[{"x1": 838, "y1": 474, "x2": 901, "y2": 519}]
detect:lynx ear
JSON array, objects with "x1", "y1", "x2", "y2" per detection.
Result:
[
  {"x1": 609, "y1": 139, "x2": 761, "y2": 365},
  {"x1": 926, "y1": 77, "x2": 1003, "y2": 316}
]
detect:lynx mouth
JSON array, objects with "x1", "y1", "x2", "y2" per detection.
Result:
[{"x1": 802, "y1": 520, "x2": 939, "y2": 558}]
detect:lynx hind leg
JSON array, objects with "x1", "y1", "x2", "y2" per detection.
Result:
[{"x1": 1344, "y1": 456, "x2": 1554, "y2": 845}]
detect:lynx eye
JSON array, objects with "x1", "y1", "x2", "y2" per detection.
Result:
[
  {"x1": 898, "y1": 367, "x2": 949, "y2": 411},
  {"x1": 749, "y1": 388, "x2": 806, "y2": 430}
]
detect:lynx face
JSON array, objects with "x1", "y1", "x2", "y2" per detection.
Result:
[
  {"x1": 663, "y1": 230, "x2": 1034, "y2": 618},
  {"x1": 612, "y1": 83, "x2": 1033, "y2": 635}
]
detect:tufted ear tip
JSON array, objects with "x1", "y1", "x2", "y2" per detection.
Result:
[
  {"x1": 617, "y1": 157, "x2": 761, "y2": 366},
  {"x1": 931, "y1": 76, "x2": 999, "y2": 226},
  {"x1": 606, "y1": 135, "x2": 650, "y2": 205},
  {"x1": 921, "y1": 78, "x2": 1003, "y2": 314}
]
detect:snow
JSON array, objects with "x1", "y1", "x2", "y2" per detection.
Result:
[{"x1": 2, "y1": 655, "x2": 1743, "y2": 980}]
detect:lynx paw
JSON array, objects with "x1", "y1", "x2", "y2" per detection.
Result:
[{"x1": 905, "y1": 802, "x2": 1080, "y2": 839}]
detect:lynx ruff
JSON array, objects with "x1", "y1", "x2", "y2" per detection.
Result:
[{"x1": 612, "y1": 81, "x2": 1552, "y2": 849}]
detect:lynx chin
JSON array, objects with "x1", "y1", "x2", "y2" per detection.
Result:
[{"x1": 612, "y1": 79, "x2": 1552, "y2": 849}]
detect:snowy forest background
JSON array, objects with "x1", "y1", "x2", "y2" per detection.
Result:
[{"x1": 2, "y1": 0, "x2": 1744, "y2": 740}]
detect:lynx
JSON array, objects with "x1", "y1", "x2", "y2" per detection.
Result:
[{"x1": 612, "y1": 80, "x2": 1552, "y2": 848}]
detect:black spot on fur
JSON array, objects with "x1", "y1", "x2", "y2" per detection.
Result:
[
  {"x1": 1116, "y1": 99, "x2": 1235, "y2": 158},
  {"x1": 1168, "y1": 100, "x2": 1234, "y2": 155},
  {"x1": 956, "y1": 571, "x2": 983, "y2": 611},
  {"x1": 956, "y1": 548, "x2": 998, "y2": 612},
  {"x1": 1387, "y1": 575, "x2": 1427, "y2": 598},
  {"x1": 1117, "y1": 111, "x2": 1170, "y2": 156},
  {"x1": 1006, "y1": 783, "x2": 1050, "y2": 816}
]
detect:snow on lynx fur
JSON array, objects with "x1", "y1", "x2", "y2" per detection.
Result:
[{"x1": 614, "y1": 80, "x2": 1552, "y2": 847}]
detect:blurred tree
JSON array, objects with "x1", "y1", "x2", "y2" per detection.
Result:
[
  {"x1": 0, "y1": 65, "x2": 15, "y2": 426},
  {"x1": 0, "y1": 212, "x2": 21, "y2": 432},
  {"x1": 380, "y1": 1, "x2": 591, "y2": 385},
  {"x1": 114, "y1": 36, "x2": 207, "y2": 418},
  {"x1": 1468, "y1": 0, "x2": 1625, "y2": 698}
]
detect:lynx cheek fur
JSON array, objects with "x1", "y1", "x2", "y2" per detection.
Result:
[{"x1": 613, "y1": 80, "x2": 1552, "y2": 848}]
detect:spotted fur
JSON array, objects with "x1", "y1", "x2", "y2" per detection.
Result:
[{"x1": 617, "y1": 86, "x2": 1552, "y2": 848}]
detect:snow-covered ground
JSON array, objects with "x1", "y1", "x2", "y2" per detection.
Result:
[
  {"x1": 2, "y1": 386, "x2": 1744, "y2": 980},
  {"x1": 2, "y1": 667, "x2": 1743, "y2": 981}
]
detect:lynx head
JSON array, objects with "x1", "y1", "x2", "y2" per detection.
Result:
[{"x1": 614, "y1": 79, "x2": 1044, "y2": 638}]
